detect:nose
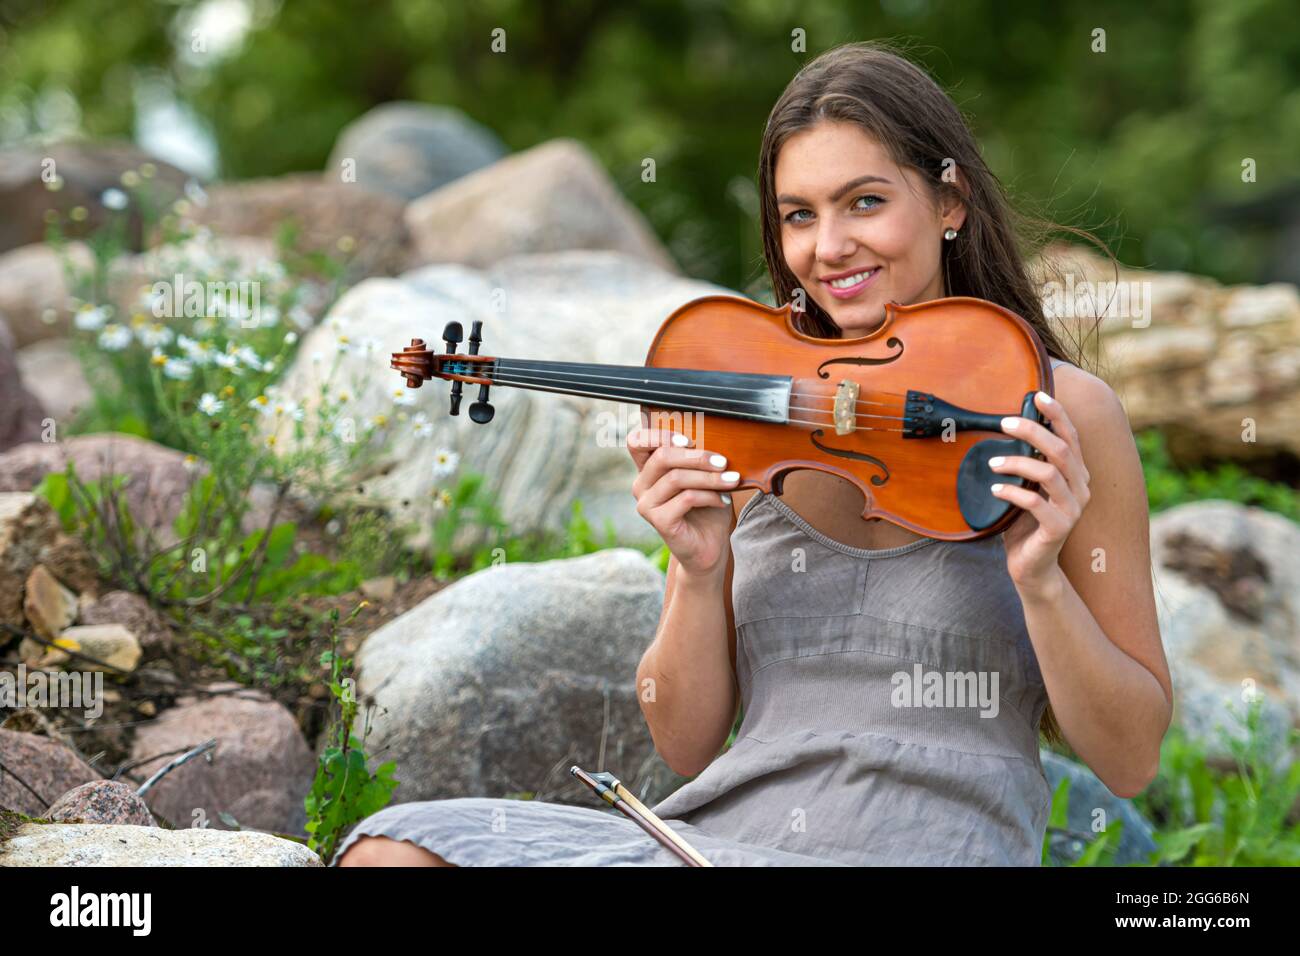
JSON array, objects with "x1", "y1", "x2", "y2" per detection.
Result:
[{"x1": 814, "y1": 215, "x2": 857, "y2": 267}]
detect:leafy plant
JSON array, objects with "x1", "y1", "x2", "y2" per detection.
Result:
[
  {"x1": 305, "y1": 603, "x2": 400, "y2": 863},
  {"x1": 1138, "y1": 696, "x2": 1300, "y2": 866},
  {"x1": 1137, "y1": 429, "x2": 1300, "y2": 520}
]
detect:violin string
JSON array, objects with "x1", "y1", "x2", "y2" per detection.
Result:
[
  {"x1": 484, "y1": 359, "x2": 909, "y2": 409},
  {"x1": 480, "y1": 373, "x2": 908, "y2": 432}
]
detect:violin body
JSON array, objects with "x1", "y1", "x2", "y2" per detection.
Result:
[{"x1": 391, "y1": 294, "x2": 1054, "y2": 542}]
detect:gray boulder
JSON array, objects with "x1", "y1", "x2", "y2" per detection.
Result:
[
  {"x1": 405, "y1": 138, "x2": 677, "y2": 272},
  {"x1": 326, "y1": 101, "x2": 506, "y2": 202},
  {"x1": 0, "y1": 822, "x2": 321, "y2": 866},
  {"x1": 1150, "y1": 500, "x2": 1300, "y2": 764},
  {"x1": 346, "y1": 548, "x2": 666, "y2": 806}
]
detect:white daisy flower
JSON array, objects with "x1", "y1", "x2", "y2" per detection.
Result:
[
  {"x1": 414, "y1": 420, "x2": 435, "y2": 438},
  {"x1": 273, "y1": 399, "x2": 304, "y2": 421},
  {"x1": 236, "y1": 345, "x2": 265, "y2": 371},
  {"x1": 392, "y1": 389, "x2": 416, "y2": 407},
  {"x1": 75, "y1": 305, "x2": 110, "y2": 331},
  {"x1": 137, "y1": 323, "x2": 174, "y2": 348},
  {"x1": 214, "y1": 352, "x2": 240, "y2": 372},
  {"x1": 431, "y1": 448, "x2": 460, "y2": 477},
  {"x1": 98, "y1": 324, "x2": 132, "y2": 351},
  {"x1": 284, "y1": 331, "x2": 298, "y2": 345},
  {"x1": 101, "y1": 188, "x2": 128, "y2": 210},
  {"x1": 198, "y1": 393, "x2": 224, "y2": 415},
  {"x1": 163, "y1": 358, "x2": 193, "y2": 380}
]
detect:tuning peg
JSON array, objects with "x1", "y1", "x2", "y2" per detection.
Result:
[
  {"x1": 469, "y1": 384, "x2": 494, "y2": 423},
  {"x1": 441, "y1": 323, "x2": 464, "y2": 414},
  {"x1": 464, "y1": 320, "x2": 492, "y2": 422}
]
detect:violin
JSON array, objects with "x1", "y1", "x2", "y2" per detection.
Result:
[{"x1": 390, "y1": 294, "x2": 1054, "y2": 542}]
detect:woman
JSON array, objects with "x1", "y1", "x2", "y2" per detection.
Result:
[{"x1": 336, "y1": 41, "x2": 1171, "y2": 867}]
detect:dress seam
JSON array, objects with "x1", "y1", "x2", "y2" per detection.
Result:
[{"x1": 735, "y1": 729, "x2": 1043, "y2": 766}]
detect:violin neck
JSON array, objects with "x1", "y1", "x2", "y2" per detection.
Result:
[{"x1": 461, "y1": 357, "x2": 791, "y2": 423}]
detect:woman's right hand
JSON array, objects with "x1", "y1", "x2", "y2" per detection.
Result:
[{"x1": 628, "y1": 417, "x2": 740, "y2": 579}]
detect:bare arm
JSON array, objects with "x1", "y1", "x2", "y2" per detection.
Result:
[
  {"x1": 1003, "y1": 370, "x2": 1172, "y2": 797},
  {"x1": 637, "y1": 533, "x2": 742, "y2": 777},
  {"x1": 626, "y1": 423, "x2": 744, "y2": 777}
]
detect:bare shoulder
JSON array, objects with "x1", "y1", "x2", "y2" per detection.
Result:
[{"x1": 1051, "y1": 361, "x2": 1129, "y2": 441}]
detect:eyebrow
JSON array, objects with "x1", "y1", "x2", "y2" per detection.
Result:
[{"x1": 776, "y1": 174, "x2": 893, "y2": 206}]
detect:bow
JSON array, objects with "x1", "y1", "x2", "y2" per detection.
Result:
[{"x1": 570, "y1": 766, "x2": 713, "y2": 867}]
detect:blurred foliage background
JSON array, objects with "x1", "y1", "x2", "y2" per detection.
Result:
[{"x1": 1, "y1": 0, "x2": 1297, "y2": 297}]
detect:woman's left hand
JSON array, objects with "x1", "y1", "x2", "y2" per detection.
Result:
[{"x1": 990, "y1": 390, "x2": 1091, "y2": 599}]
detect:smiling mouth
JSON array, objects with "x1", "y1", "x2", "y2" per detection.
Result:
[{"x1": 821, "y1": 267, "x2": 881, "y2": 298}]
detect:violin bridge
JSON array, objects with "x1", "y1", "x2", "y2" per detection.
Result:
[{"x1": 833, "y1": 379, "x2": 860, "y2": 435}]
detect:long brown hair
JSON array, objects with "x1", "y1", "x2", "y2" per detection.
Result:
[{"x1": 757, "y1": 41, "x2": 1119, "y2": 746}]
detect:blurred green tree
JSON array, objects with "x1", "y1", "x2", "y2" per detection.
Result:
[{"x1": 1, "y1": 0, "x2": 1296, "y2": 291}]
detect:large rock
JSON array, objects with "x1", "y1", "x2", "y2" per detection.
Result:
[
  {"x1": 15, "y1": 339, "x2": 94, "y2": 424},
  {"x1": 0, "y1": 493, "x2": 97, "y2": 630},
  {"x1": 0, "y1": 141, "x2": 189, "y2": 254},
  {"x1": 187, "y1": 173, "x2": 412, "y2": 280},
  {"x1": 346, "y1": 549, "x2": 666, "y2": 807},
  {"x1": 0, "y1": 434, "x2": 287, "y2": 552},
  {"x1": 326, "y1": 101, "x2": 507, "y2": 202},
  {"x1": 0, "y1": 315, "x2": 46, "y2": 452},
  {"x1": 405, "y1": 139, "x2": 677, "y2": 273},
  {"x1": 1042, "y1": 244, "x2": 1300, "y2": 464},
  {"x1": 0, "y1": 242, "x2": 94, "y2": 347},
  {"x1": 0, "y1": 822, "x2": 321, "y2": 866},
  {"x1": 47, "y1": 780, "x2": 156, "y2": 826},
  {"x1": 128, "y1": 684, "x2": 316, "y2": 834},
  {"x1": 266, "y1": 249, "x2": 728, "y2": 552},
  {"x1": 0, "y1": 728, "x2": 101, "y2": 815},
  {"x1": 1149, "y1": 500, "x2": 1300, "y2": 762}
]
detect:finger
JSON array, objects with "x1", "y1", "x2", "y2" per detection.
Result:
[
  {"x1": 646, "y1": 488, "x2": 734, "y2": 533},
  {"x1": 1000, "y1": 412, "x2": 1082, "y2": 489},
  {"x1": 991, "y1": 481, "x2": 1073, "y2": 538},
  {"x1": 627, "y1": 426, "x2": 691, "y2": 482},
  {"x1": 1033, "y1": 391, "x2": 1081, "y2": 455},
  {"x1": 632, "y1": 440, "x2": 732, "y2": 500},
  {"x1": 638, "y1": 464, "x2": 741, "y2": 513},
  {"x1": 1029, "y1": 391, "x2": 1089, "y2": 487},
  {"x1": 987, "y1": 454, "x2": 1071, "y2": 502}
]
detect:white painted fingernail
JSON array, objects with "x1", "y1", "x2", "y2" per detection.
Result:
[
  {"x1": 720, "y1": 493, "x2": 732, "y2": 505},
  {"x1": 671, "y1": 433, "x2": 690, "y2": 446},
  {"x1": 988, "y1": 456, "x2": 1005, "y2": 467},
  {"x1": 1001, "y1": 417, "x2": 1018, "y2": 431},
  {"x1": 1037, "y1": 391, "x2": 1054, "y2": 404},
  {"x1": 721, "y1": 471, "x2": 739, "y2": 482},
  {"x1": 709, "y1": 453, "x2": 727, "y2": 468}
]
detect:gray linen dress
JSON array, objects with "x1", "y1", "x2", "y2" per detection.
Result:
[{"x1": 332, "y1": 444, "x2": 1056, "y2": 866}]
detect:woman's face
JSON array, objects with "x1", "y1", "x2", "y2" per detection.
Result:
[{"x1": 774, "y1": 120, "x2": 966, "y2": 337}]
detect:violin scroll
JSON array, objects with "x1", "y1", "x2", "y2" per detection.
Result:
[{"x1": 388, "y1": 321, "x2": 494, "y2": 423}]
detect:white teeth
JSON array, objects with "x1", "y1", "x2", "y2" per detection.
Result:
[{"x1": 828, "y1": 268, "x2": 877, "y2": 289}]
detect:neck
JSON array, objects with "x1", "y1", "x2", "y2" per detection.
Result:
[{"x1": 444, "y1": 356, "x2": 792, "y2": 423}]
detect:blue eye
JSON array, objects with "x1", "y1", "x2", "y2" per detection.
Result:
[{"x1": 783, "y1": 195, "x2": 884, "y2": 224}]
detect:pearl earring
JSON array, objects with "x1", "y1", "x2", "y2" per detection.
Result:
[{"x1": 943, "y1": 227, "x2": 958, "y2": 240}]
